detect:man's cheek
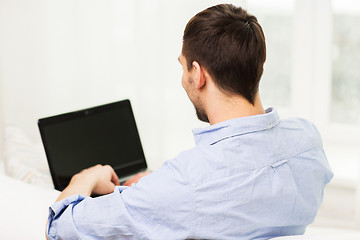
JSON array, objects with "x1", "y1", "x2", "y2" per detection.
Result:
[{"x1": 181, "y1": 77, "x2": 186, "y2": 89}]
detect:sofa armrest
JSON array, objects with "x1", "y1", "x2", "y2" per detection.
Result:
[{"x1": 0, "y1": 174, "x2": 60, "y2": 240}]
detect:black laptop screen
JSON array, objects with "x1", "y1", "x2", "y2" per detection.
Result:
[{"x1": 38, "y1": 100, "x2": 147, "y2": 190}]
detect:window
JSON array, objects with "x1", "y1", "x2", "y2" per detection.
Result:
[
  {"x1": 248, "y1": 0, "x2": 295, "y2": 107},
  {"x1": 246, "y1": 0, "x2": 360, "y2": 185},
  {"x1": 331, "y1": 0, "x2": 360, "y2": 125},
  {"x1": 244, "y1": 0, "x2": 360, "y2": 227}
]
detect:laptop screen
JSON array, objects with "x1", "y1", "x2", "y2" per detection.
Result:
[{"x1": 38, "y1": 100, "x2": 147, "y2": 191}]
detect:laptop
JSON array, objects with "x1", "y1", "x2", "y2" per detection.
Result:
[{"x1": 38, "y1": 99, "x2": 147, "y2": 191}]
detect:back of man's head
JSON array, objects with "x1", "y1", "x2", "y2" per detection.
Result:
[{"x1": 182, "y1": 4, "x2": 266, "y2": 105}]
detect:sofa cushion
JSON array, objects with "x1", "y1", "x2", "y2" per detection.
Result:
[
  {"x1": 270, "y1": 229, "x2": 360, "y2": 239},
  {"x1": 0, "y1": 174, "x2": 59, "y2": 240},
  {"x1": 3, "y1": 125, "x2": 53, "y2": 188}
]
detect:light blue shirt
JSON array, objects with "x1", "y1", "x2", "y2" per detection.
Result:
[{"x1": 46, "y1": 108, "x2": 333, "y2": 240}]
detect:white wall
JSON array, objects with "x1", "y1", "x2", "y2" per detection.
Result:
[
  {"x1": 1, "y1": 0, "x2": 359, "y2": 171},
  {"x1": 0, "y1": 0, "x2": 222, "y2": 170},
  {"x1": 0, "y1": 0, "x2": 137, "y2": 133}
]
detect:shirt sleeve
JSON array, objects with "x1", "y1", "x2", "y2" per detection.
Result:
[{"x1": 46, "y1": 159, "x2": 194, "y2": 240}]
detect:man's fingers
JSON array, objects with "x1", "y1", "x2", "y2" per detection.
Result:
[
  {"x1": 111, "y1": 172, "x2": 120, "y2": 186},
  {"x1": 105, "y1": 165, "x2": 120, "y2": 186},
  {"x1": 122, "y1": 172, "x2": 151, "y2": 186}
]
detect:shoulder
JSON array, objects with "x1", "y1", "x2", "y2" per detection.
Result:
[
  {"x1": 278, "y1": 117, "x2": 323, "y2": 149},
  {"x1": 279, "y1": 117, "x2": 319, "y2": 134},
  {"x1": 276, "y1": 117, "x2": 332, "y2": 175}
]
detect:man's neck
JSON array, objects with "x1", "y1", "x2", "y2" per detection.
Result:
[{"x1": 205, "y1": 92, "x2": 266, "y2": 125}]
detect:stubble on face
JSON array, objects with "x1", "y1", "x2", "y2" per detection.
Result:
[
  {"x1": 194, "y1": 104, "x2": 209, "y2": 123},
  {"x1": 185, "y1": 76, "x2": 209, "y2": 123}
]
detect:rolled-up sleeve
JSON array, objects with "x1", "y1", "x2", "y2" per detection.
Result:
[
  {"x1": 46, "y1": 160, "x2": 194, "y2": 240},
  {"x1": 46, "y1": 186, "x2": 142, "y2": 240},
  {"x1": 47, "y1": 194, "x2": 87, "y2": 239}
]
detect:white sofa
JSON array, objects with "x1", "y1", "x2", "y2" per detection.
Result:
[
  {"x1": 272, "y1": 229, "x2": 360, "y2": 239},
  {"x1": 0, "y1": 171, "x2": 60, "y2": 240}
]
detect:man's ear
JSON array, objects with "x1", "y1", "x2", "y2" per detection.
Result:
[{"x1": 192, "y1": 61, "x2": 206, "y2": 90}]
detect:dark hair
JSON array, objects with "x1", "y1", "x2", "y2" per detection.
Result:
[{"x1": 182, "y1": 4, "x2": 266, "y2": 104}]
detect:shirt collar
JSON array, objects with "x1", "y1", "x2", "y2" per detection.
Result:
[{"x1": 192, "y1": 108, "x2": 280, "y2": 146}]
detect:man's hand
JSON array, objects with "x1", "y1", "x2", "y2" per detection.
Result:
[
  {"x1": 123, "y1": 171, "x2": 151, "y2": 186},
  {"x1": 56, "y1": 164, "x2": 120, "y2": 202}
]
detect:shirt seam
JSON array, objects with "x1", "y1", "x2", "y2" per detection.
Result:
[
  {"x1": 257, "y1": 144, "x2": 322, "y2": 172},
  {"x1": 209, "y1": 126, "x2": 273, "y2": 145},
  {"x1": 266, "y1": 144, "x2": 324, "y2": 170},
  {"x1": 194, "y1": 144, "x2": 323, "y2": 188}
]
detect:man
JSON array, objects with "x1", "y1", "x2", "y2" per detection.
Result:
[{"x1": 46, "y1": 4, "x2": 333, "y2": 240}]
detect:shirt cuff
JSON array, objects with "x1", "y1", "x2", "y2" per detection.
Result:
[
  {"x1": 46, "y1": 195, "x2": 86, "y2": 239},
  {"x1": 51, "y1": 195, "x2": 86, "y2": 217},
  {"x1": 115, "y1": 185, "x2": 130, "y2": 193},
  {"x1": 46, "y1": 188, "x2": 129, "y2": 239}
]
